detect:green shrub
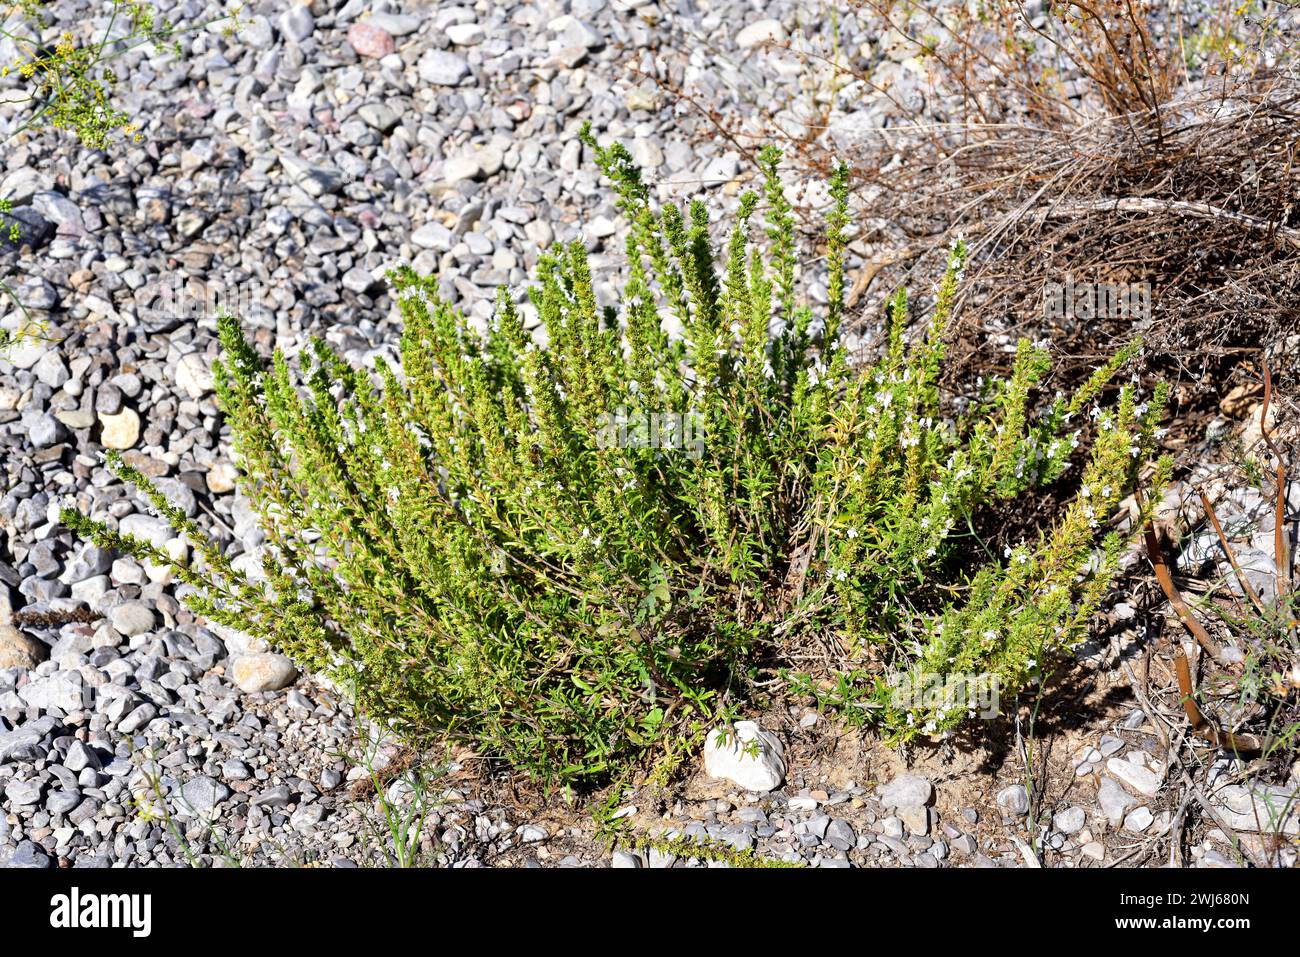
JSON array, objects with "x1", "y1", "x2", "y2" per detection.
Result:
[{"x1": 63, "y1": 128, "x2": 1165, "y2": 783}]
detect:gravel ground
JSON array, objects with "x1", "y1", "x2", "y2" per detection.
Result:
[{"x1": 1, "y1": 0, "x2": 1297, "y2": 868}]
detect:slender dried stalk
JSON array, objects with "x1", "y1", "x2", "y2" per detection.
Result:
[
  {"x1": 1198, "y1": 489, "x2": 1268, "y2": 617},
  {"x1": 1172, "y1": 643, "x2": 1272, "y2": 754},
  {"x1": 1261, "y1": 363, "x2": 1294, "y2": 609},
  {"x1": 1143, "y1": 516, "x2": 1229, "y2": 667}
]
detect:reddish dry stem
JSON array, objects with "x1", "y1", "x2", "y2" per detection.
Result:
[{"x1": 1198, "y1": 489, "x2": 1267, "y2": 617}]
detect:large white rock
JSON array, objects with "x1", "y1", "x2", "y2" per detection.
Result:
[
  {"x1": 703, "y1": 721, "x2": 786, "y2": 792},
  {"x1": 736, "y1": 19, "x2": 787, "y2": 49},
  {"x1": 231, "y1": 652, "x2": 297, "y2": 693},
  {"x1": 1106, "y1": 756, "x2": 1161, "y2": 797},
  {"x1": 1211, "y1": 783, "x2": 1300, "y2": 835},
  {"x1": 880, "y1": 773, "x2": 934, "y2": 809},
  {"x1": 0, "y1": 624, "x2": 47, "y2": 670},
  {"x1": 18, "y1": 671, "x2": 84, "y2": 712},
  {"x1": 98, "y1": 407, "x2": 140, "y2": 449}
]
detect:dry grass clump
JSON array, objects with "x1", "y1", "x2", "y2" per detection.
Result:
[{"x1": 681, "y1": 2, "x2": 1300, "y2": 443}]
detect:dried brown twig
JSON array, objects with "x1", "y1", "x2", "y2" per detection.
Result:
[
  {"x1": 1170, "y1": 642, "x2": 1273, "y2": 754},
  {"x1": 1143, "y1": 497, "x2": 1282, "y2": 755},
  {"x1": 1260, "y1": 362, "x2": 1295, "y2": 614},
  {"x1": 1198, "y1": 488, "x2": 1268, "y2": 617},
  {"x1": 1142, "y1": 513, "x2": 1229, "y2": 667}
]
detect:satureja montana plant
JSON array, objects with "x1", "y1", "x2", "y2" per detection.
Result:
[{"x1": 64, "y1": 126, "x2": 1167, "y2": 783}]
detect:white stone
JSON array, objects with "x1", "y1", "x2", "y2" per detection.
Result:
[
  {"x1": 368, "y1": 13, "x2": 420, "y2": 36},
  {"x1": 110, "y1": 602, "x2": 156, "y2": 637},
  {"x1": 175, "y1": 352, "x2": 214, "y2": 398},
  {"x1": 98, "y1": 407, "x2": 140, "y2": 449},
  {"x1": 2, "y1": 335, "x2": 46, "y2": 370},
  {"x1": 207, "y1": 461, "x2": 237, "y2": 494},
  {"x1": 69, "y1": 575, "x2": 110, "y2": 603},
  {"x1": 418, "y1": 49, "x2": 469, "y2": 86},
  {"x1": 524, "y1": 219, "x2": 554, "y2": 248},
  {"x1": 630, "y1": 137, "x2": 663, "y2": 170},
  {"x1": 880, "y1": 773, "x2": 933, "y2": 809},
  {"x1": 626, "y1": 87, "x2": 658, "y2": 111},
  {"x1": 1106, "y1": 756, "x2": 1161, "y2": 797},
  {"x1": 559, "y1": 139, "x2": 583, "y2": 172},
  {"x1": 445, "y1": 22, "x2": 484, "y2": 45},
  {"x1": 18, "y1": 671, "x2": 83, "y2": 711},
  {"x1": 1211, "y1": 783, "x2": 1300, "y2": 835},
  {"x1": 1123, "y1": 806, "x2": 1154, "y2": 833},
  {"x1": 0, "y1": 625, "x2": 47, "y2": 670},
  {"x1": 443, "y1": 154, "x2": 484, "y2": 184},
  {"x1": 899, "y1": 805, "x2": 932, "y2": 835},
  {"x1": 736, "y1": 19, "x2": 787, "y2": 49},
  {"x1": 33, "y1": 350, "x2": 69, "y2": 389},
  {"x1": 209, "y1": 622, "x2": 269, "y2": 655},
  {"x1": 547, "y1": 14, "x2": 602, "y2": 49},
  {"x1": 1098, "y1": 775, "x2": 1136, "y2": 826},
  {"x1": 145, "y1": 538, "x2": 188, "y2": 585},
  {"x1": 1053, "y1": 806, "x2": 1086, "y2": 835},
  {"x1": 119, "y1": 513, "x2": 172, "y2": 548},
  {"x1": 703, "y1": 721, "x2": 786, "y2": 792},
  {"x1": 231, "y1": 653, "x2": 298, "y2": 693},
  {"x1": 996, "y1": 784, "x2": 1030, "y2": 816},
  {"x1": 699, "y1": 153, "x2": 739, "y2": 187}
]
